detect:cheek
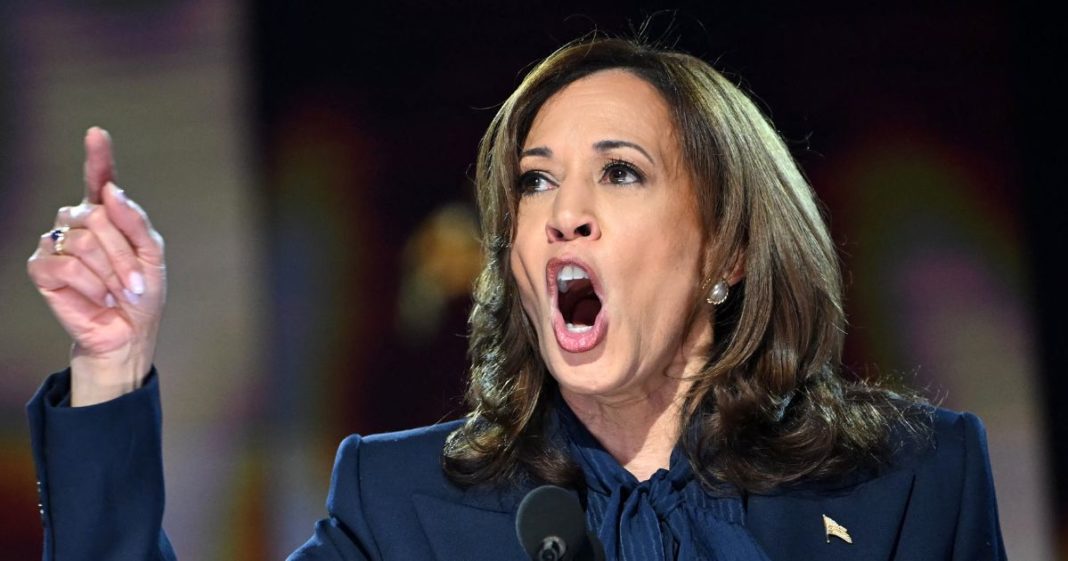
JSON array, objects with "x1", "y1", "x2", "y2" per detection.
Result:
[
  {"x1": 614, "y1": 208, "x2": 695, "y2": 273},
  {"x1": 510, "y1": 258, "x2": 536, "y2": 321},
  {"x1": 509, "y1": 225, "x2": 542, "y2": 320},
  {"x1": 508, "y1": 203, "x2": 542, "y2": 279},
  {"x1": 621, "y1": 211, "x2": 702, "y2": 305}
]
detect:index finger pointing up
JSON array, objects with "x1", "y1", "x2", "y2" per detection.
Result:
[{"x1": 83, "y1": 127, "x2": 115, "y2": 204}]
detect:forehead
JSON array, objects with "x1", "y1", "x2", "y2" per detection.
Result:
[{"x1": 524, "y1": 69, "x2": 678, "y2": 155}]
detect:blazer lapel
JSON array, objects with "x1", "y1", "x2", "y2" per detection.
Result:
[
  {"x1": 747, "y1": 468, "x2": 915, "y2": 561},
  {"x1": 413, "y1": 492, "x2": 528, "y2": 561}
]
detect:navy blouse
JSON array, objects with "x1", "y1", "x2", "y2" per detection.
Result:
[{"x1": 556, "y1": 400, "x2": 772, "y2": 561}]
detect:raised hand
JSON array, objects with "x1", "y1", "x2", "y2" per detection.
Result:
[{"x1": 26, "y1": 127, "x2": 167, "y2": 406}]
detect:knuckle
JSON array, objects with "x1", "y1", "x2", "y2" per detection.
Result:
[
  {"x1": 59, "y1": 258, "x2": 81, "y2": 277},
  {"x1": 84, "y1": 243, "x2": 110, "y2": 267},
  {"x1": 65, "y1": 230, "x2": 89, "y2": 254},
  {"x1": 110, "y1": 243, "x2": 134, "y2": 261},
  {"x1": 70, "y1": 203, "x2": 95, "y2": 223},
  {"x1": 97, "y1": 268, "x2": 121, "y2": 291},
  {"x1": 84, "y1": 206, "x2": 107, "y2": 228}
]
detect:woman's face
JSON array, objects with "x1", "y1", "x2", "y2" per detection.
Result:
[{"x1": 510, "y1": 70, "x2": 710, "y2": 404}]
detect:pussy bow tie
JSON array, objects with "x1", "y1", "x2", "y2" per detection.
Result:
[{"x1": 558, "y1": 403, "x2": 771, "y2": 561}]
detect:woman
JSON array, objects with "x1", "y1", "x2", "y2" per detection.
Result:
[{"x1": 26, "y1": 38, "x2": 1005, "y2": 560}]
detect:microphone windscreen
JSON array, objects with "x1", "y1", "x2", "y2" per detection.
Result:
[{"x1": 515, "y1": 485, "x2": 588, "y2": 560}]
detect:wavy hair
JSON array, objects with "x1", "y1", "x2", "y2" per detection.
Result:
[{"x1": 442, "y1": 37, "x2": 922, "y2": 492}]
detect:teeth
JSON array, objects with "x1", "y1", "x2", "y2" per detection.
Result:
[
  {"x1": 556, "y1": 264, "x2": 590, "y2": 293},
  {"x1": 566, "y1": 323, "x2": 593, "y2": 333}
]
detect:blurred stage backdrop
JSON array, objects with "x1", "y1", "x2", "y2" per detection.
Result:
[{"x1": 0, "y1": 1, "x2": 1063, "y2": 559}]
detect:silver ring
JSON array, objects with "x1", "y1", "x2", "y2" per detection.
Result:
[{"x1": 49, "y1": 226, "x2": 70, "y2": 255}]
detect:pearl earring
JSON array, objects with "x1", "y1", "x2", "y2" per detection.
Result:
[{"x1": 707, "y1": 279, "x2": 729, "y2": 306}]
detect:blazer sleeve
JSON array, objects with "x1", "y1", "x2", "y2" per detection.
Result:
[
  {"x1": 951, "y1": 412, "x2": 1007, "y2": 561},
  {"x1": 287, "y1": 435, "x2": 380, "y2": 561},
  {"x1": 26, "y1": 368, "x2": 177, "y2": 561}
]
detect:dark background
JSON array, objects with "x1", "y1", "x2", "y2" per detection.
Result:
[
  {"x1": 256, "y1": 1, "x2": 1066, "y2": 557},
  {"x1": 1, "y1": 1, "x2": 1062, "y2": 558}
]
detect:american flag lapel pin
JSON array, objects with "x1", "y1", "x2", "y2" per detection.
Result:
[{"x1": 823, "y1": 514, "x2": 853, "y2": 544}]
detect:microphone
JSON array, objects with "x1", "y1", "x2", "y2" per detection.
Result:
[{"x1": 515, "y1": 485, "x2": 604, "y2": 561}]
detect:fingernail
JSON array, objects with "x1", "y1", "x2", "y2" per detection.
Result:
[
  {"x1": 105, "y1": 293, "x2": 117, "y2": 308},
  {"x1": 129, "y1": 271, "x2": 145, "y2": 294},
  {"x1": 107, "y1": 182, "x2": 127, "y2": 204},
  {"x1": 123, "y1": 288, "x2": 140, "y2": 305}
]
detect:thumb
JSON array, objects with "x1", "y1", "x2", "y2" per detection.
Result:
[{"x1": 102, "y1": 182, "x2": 165, "y2": 267}]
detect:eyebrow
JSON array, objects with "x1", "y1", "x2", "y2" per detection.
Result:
[
  {"x1": 519, "y1": 146, "x2": 552, "y2": 159},
  {"x1": 519, "y1": 140, "x2": 655, "y2": 165},
  {"x1": 594, "y1": 140, "x2": 655, "y2": 165}
]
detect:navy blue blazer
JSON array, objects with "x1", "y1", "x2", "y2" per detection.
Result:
[{"x1": 28, "y1": 370, "x2": 1006, "y2": 561}]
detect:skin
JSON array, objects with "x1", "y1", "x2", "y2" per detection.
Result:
[
  {"x1": 27, "y1": 127, "x2": 167, "y2": 406},
  {"x1": 510, "y1": 70, "x2": 716, "y2": 480},
  {"x1": 30, "y1": 77, "x2": 736, "y2": 480}
]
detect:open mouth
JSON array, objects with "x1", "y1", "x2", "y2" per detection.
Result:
[{"x1": 557, "y1": 264, "x2": 602, "y2": 333}]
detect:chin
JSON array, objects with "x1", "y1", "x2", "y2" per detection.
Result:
[{"x1": 544, "y1": 348, "x2": 629, "y2": 398}]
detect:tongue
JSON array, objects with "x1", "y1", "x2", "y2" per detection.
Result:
[{"x1": 571, "y1": 295, "x2": 601, "y2": 326}]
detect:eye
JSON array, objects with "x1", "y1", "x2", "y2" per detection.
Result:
[
  {"x1": 518, "y1": 170, "x2": 555, "y2": 195},
  {"x1": 601, "y1": 159, "x2": 645, "y2": 185}
]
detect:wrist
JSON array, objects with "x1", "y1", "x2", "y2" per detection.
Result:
[{"x1": 69, "y1": 344, "x2": 152, "y2": 406}]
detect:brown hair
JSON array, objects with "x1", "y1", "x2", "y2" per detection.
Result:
[{"x1": 443, "y1": 37, "x2": 922, "y2": 492}]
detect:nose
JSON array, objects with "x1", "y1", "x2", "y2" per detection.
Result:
[{"x1": 545, "y1": 182, "x2": 601, "y2": 242}]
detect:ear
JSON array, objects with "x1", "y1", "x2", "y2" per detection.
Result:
[
  {"x1": 701, "y1": 242, "x2": 746, "y2": 287},
  {"x1": 725, "y1": 252, "x2": 746, "y2": 286}
]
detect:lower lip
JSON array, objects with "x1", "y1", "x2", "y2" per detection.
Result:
[{"x1": 551, "y1": 307, "x2": 607, "y2": 353}]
